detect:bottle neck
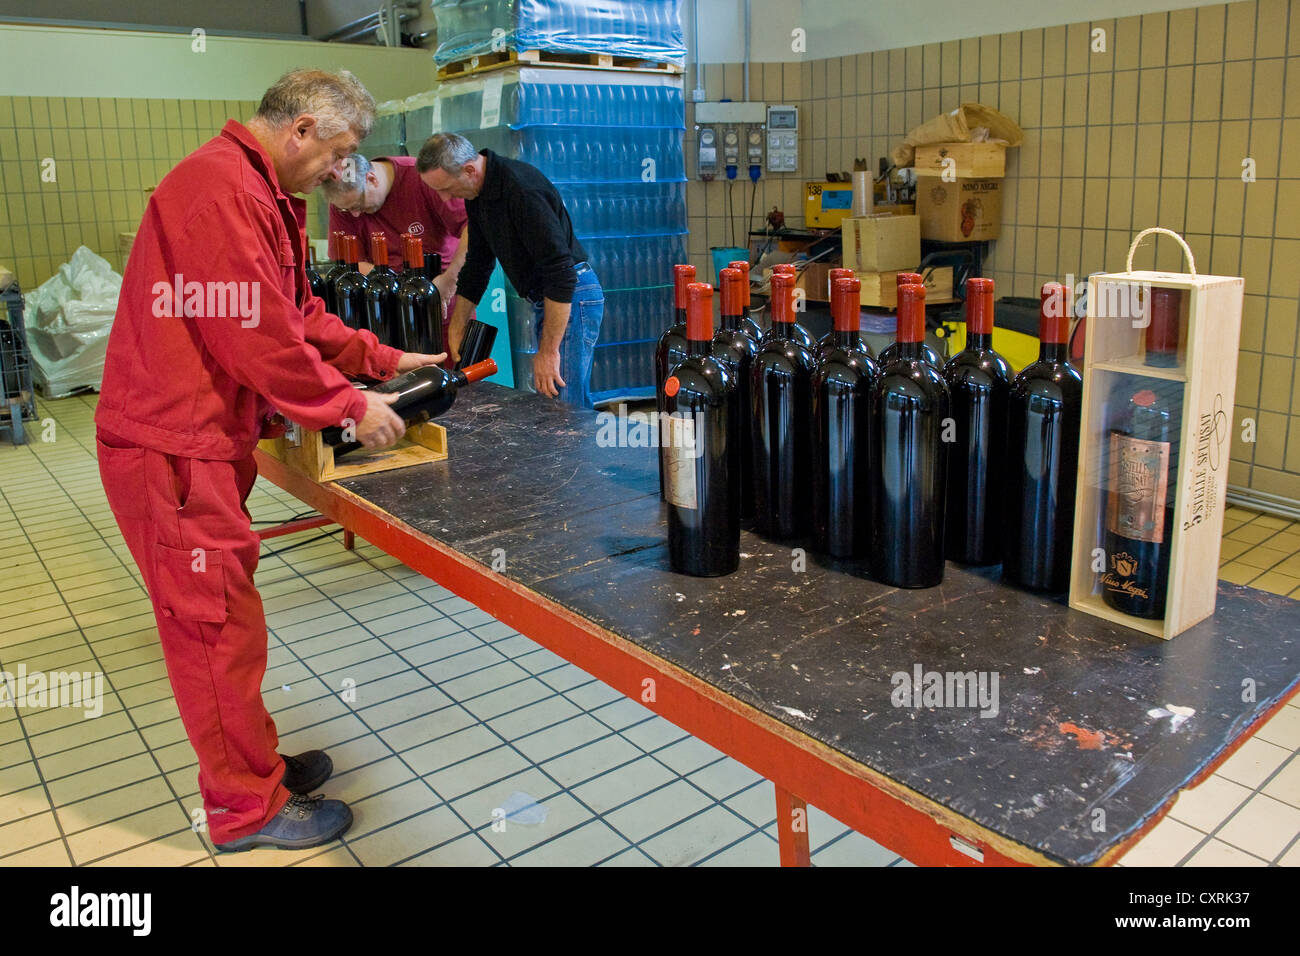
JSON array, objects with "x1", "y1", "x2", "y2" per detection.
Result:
[
  {"x1": 720, "y1": 309, "x2": 741, "y2": 331},
  {"x1": 1040, "y1": 342, "x2": 1067, "y2": 363},
  {"x1": 674, "y1": 307, "x2": 687, "y2": 327},
  {"x1": 968, "y1": 331, "x2": 992, "y2": 350},
  {"x1": 832, "y1": 329, "x2": 860, "y2": 349},
  {"x1": 686, "y1": 337, "x2": 711, "y2": 357},
  {"x1": 895, "y1": 341, "x2": 923, "y2": 360}
]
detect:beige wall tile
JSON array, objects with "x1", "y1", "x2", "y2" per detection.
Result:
[
  {"x1": 1214, "y1": 179, "x2": 1245, "y2": 232},
  {"x1": 1264, "y1": 297, "x2": 1298, "y2": 354},
  {"x1": 1269, "y1": 239, "x2": 1300, "y2": 297},
  {"x1": 1275, "y1": 181, "x2": 1300, "y2": 239},
  {"x1": 1197, "y1": 4, "x2": 1228, "y2": 63},
  {"x1": 1256, "y1": 0, "x2": 1289, "y2": 59},
  {"x1": 1113, "y1": 70, "x2": 1138, "y2": 125},
  {"x1": 1239, "y1": 294, "x2": 1266, "y2": 350},
  {"x1": 1165, "y1": 64, "x2": 1195, "y2": 121},
  {"x1": 1250, "y1": 58, "x2": 1283, "y2": 121},
  {"x1": 1132, "y1": 177, "x2": 1161, "y2": 227},
  {"x1": 1217, "y1": 61, "x2": 1249, "y2": 120},
  {"x1": 1261, "y1": 356, "x2": 1294, "y2": 411},
  {"x1": 1138, "y1": 68, "x2": 1166, "y2": 122},
  {"x1": 1244, "y1": 180, "x2": 1278, "y2": 237},
  {"x1": 1000, "y1": 33, "x2": 1020, "y2": 82},
  {"x1": 1022, "y1": 29, "x2": 1044, "y2": 79},
  {"x1": 1255, "y1": 410, "x2": 1290, "y2": 467},
  {"x1": 1161, "y1": 122, "x2": 1191, "y2": 178},
  {"x1": 1169, "y1": 9, "x2": 1198, "y2": 65},
  {"x1": 1185, "y1": 180, "x2": 1216, "y2": 234}
]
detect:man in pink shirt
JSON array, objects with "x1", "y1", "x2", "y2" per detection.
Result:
[{"x1": 324, "y1": 154, "x2": 469, "y2": 336}]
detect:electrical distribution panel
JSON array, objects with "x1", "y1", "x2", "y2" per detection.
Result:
[
  {"x1": 766, "y1": 104, "x2": 798, "y2": 173},
  {"x1": 697, "y1": 126, "x2": 718, "y2": 180}
]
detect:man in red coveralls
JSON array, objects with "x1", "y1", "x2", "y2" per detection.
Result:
[
  {"x1": 94, "y1": 69, "x2": 445, "y2": 852},
  {"x1": 322, "y1": 153, "x2": 469, "y2": 353}
]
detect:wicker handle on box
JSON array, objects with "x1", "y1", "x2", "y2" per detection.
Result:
[{"x1": 1125, "y1": 227, "x2": 1198, "y2": 276}]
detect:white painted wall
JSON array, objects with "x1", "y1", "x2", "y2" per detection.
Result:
[
  {"x1": 0, "y1": 23, "x2": 435, "y2": 102},
  {"x1": 685, "y1": 0, "x2": 1232, "y2": 63}
]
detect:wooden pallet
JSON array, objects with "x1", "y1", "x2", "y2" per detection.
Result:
[{"x1": 437, "y1": 48, "x2": 683, "y2": 81}]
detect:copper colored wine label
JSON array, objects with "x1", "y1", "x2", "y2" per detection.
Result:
[
  {"x1": 1107, "y1": 433, "x2": 1171, "y2": 543},
  {"x1": 663, "y1": 415, "x2": 698, "y2": 510}
]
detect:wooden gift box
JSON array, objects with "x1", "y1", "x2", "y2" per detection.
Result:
[
  {"x1": 913, "y1": 142, "x2": 1007, "y2": 179},
  {"x1": 1068, "y1": 229, "x2": 1244, "y2": 639},
  {"x1": 258, "y1": 419, "x2": 448, "y2": 482}
]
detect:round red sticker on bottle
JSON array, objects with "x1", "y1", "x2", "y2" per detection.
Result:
[{"x1": 664, "y1": 376, "x2": 680, "y2": 397}]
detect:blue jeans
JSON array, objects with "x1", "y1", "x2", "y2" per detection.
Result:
[{"x1": 531, "y1": 264, "x2": 604, "y2": 409}]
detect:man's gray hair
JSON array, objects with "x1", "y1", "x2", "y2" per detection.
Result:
[
  {"x1": 416, "y1": 133, "x2": 478, "y2": 175},
  {"x1": 321, "y1": 154, "x2": 373, "y2": 204},
  {"x1": 254, "y1": 68, "x2": 376, "y2": 140}
]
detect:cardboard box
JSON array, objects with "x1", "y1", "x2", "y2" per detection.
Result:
[
  {"x1": 1069, "y1": 269, "x2": 1244, "y2": 639},
  {"x1": 841, "y1": 214, "x2": 921, "y2": 273},
  {"x1": 855, "y1": 265, "x2": 954, "y2": 310},
  {"x1": 917, "y1": 178, "x2": 1002, "y2": 242},
  {"x1": 792, "y1": 262, "x2": 832, "y2": 303},
  {"x1": 913, "y1": 142, "x2": 1006, "y2": 178}
]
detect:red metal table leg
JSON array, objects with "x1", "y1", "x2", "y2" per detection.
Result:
[
  {"x1": 775, "y1": 785, "x2": 811, "y2": 866},
  {"x1": 256, "y1": 515, "x2": 336, "y2": 541}
]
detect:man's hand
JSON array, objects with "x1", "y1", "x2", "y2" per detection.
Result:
[
  {"x1": 432, "y1": 272, "x2": 456, "y2": 306},
  {"x1": 446, "y1": 317, "x2": 468, "y2": 365},
  {"x1": 532, "y1": 348, "x2": 566, "y2": 398},
  {"x1": 355, "y1": 391, "x2": 405, "y2": 449},
  {"x1": 397, "y1": 351, "x2": 448, "y2": 372}
]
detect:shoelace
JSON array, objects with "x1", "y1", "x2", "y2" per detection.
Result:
[{"x1": 282, "y1": 792, "x2": 324, "y2": 820}]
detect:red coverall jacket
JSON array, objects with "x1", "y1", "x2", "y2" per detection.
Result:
[{"x1": 96, "y1": 120, "x2": 403, "y2": 456}]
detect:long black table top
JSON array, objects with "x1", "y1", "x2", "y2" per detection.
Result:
[{"x1": 336, "y1": 383, "x2": 1300, "y2": 865}]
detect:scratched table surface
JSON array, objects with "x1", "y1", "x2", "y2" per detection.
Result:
[{"x1": 337, "y1": 384, "x2": 1300, "y2": 865}]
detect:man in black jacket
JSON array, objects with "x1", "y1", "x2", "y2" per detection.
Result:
[{"x1": 416, "y1": 132, "x2": 604, "y2": 409}]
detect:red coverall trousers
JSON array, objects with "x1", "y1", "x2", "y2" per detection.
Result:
[{"x1": 97, "y1": 428, "x2": 289, "y2": 845}]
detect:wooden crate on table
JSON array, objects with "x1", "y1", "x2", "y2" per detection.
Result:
[
  {"x1": 258, "y1": 420, "x2": 448, "y2": 483},
  {"x1": 1068, "y1": 229, "x2": 1244, "y2": 640}
]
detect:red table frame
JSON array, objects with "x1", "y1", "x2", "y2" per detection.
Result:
[{"x1": 254, "y1": 449, "x2": 1296, "y2": 867}]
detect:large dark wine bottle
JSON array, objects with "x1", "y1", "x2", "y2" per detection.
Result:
[
  {"x1": 1101, "y1": 384, "x2": 1180, "y2": 618},
  {"x1": 872, "y1": 283, "x2": 950, "y2": 587},
  {"x1": 878, "y1": 271, "x2": 944, "y2": 370},
  {"x1": 751, "y1": 271, "x2": 815, "y2": 539},
  {"x1": 943, "y1": 277, "x2": 1013, "y2": 565},
  {"x1": 365, "y1": 233, "x2": 401, "y2": 347},
  {"x1": 727, "y1": 260, "x2": 764, "y2": 342},
  {"x1": 656, "y1": 264, "x2": 695, "y2": 499},
  {"x1": 322, "y1": 231, "x2": 350, "y2": 314},
  {"x1": 711, "y1": 265, "x2": 759, "y2": 520},
  {"x1": 395, "y1": 234, "x2": 445, "y2": 355},
  {"x1": 1101, "y1": 287, "x2": 1183, "y2": 617},
  {"x1": 1002, "y1": 283, "x2": 1084, "y2": 592},
  {"x1": 323, "y1": 359, "x2": 498, "y2": 459},
  {"x1": 334, "y1": 235, "x2": 371, "y2": 333},
  {"x1": 813, "y1": 275, "x2": 878, "y2": 558},
  {"x1": 767, "y1": 263, "x2": 817, "y2": 351},
  {"x1": 664, "y1": 282, "x2": 740, "y2": 576},
  {"x1": 306, "y1": 245, "x2": 328, "y2": 302}
]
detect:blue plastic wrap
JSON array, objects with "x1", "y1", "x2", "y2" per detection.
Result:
[{"x1": 431, "y1": 0, "x2": 684, "y2": 67}]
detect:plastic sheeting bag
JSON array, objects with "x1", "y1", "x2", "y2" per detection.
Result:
[{"x1": 25, "y1": 246, "x2": 121, "y2": 397}]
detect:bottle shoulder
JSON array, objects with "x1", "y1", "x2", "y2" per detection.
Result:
[{"x1": 754, "y1": 336, "x2": 815, "y2": 372}]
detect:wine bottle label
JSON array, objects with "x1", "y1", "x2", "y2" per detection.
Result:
[
  {"x1": 663, "y1": 414, "x2": 698, "y2": 510},
  {"x1": 1107, "y1": 433, "x2": 1171, "y2": 543}
]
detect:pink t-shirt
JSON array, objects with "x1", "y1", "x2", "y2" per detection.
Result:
[{"x1": 328, "y1": 156, "x2": 467, "y2": 270}]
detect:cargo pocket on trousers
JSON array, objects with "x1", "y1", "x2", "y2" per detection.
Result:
[
  {"x1": 95, "y1": 439, "x2": 151, "y2": 521},
  {"x1": 154, "y1": 544, "x2": 228, "y2": 624}
]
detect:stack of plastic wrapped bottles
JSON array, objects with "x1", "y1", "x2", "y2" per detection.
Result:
[
  {"x1": 428, "y1": 67, "x2": 687, "y2": 402},
  {"x1": 431, "y1": 0, "x2": 685, "y2": 67}
]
